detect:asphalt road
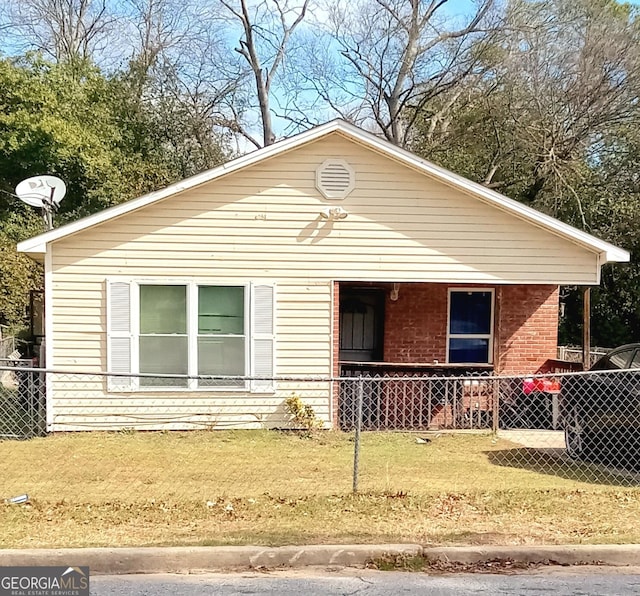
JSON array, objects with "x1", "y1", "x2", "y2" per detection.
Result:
[{"x1": 91, "y1": 566, "x2": 640, "y2": 595}]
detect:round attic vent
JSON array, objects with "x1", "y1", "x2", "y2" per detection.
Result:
[{"x1": 316, "y1": 159, "x2": 355, "y2": 199}]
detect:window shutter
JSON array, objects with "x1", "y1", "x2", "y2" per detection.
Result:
[
  {"x1": 251, "y1": 283, "x2": 275, "y2": 393},
  {"x1": 107, "y1": 280, "x2": 133, "y2": 392}
]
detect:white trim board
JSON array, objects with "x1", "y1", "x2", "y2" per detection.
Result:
[{"x1": 446, "y1": 288, "x2": 495, "y2": 365}]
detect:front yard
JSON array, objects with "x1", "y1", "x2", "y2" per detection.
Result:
[{"x1": 2, "y1": 430, "x2": 639, "y2": 548}]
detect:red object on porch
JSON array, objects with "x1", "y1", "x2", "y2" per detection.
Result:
[{"x1": 522, "y1": 377, "x2": 561, "y2": 395}]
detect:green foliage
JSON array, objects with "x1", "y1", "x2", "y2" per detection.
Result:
[
  {"x1": 1, "y1": 56, "x2": 124, "y2": 218},
  {"x1": 0, "y1": 53, "x2": 230, "y2": 332},
  {"x1": 0, "y1": 54, "x2": 231, "y2": 222},
  {"x1": 558, "y1": 126, "x2": 640, "y2": 347},
  {"x1": 0, "y1": 232, "x2": 41, "y2": 331},
  {"x1": 284, "y1": 393, "x2": 322, "y2": 433}
]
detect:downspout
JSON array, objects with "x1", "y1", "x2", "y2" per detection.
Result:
[{"x1": 44, "y1": 246, "x2": 54, "y2": 431}]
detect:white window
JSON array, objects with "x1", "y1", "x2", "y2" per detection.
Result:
[
  {"x1": 107, "y1": 280, "x2": 275, "y2": 392},
  {"x1": 447, "y1": 289, "x2": 494, "y2": 364}
]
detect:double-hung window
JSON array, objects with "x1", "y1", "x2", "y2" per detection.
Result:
[
  {"x1": 447, "y1": 289, "x2": 494, "y2": 364},
  {"x1": 196, "y1": 286, "x2": 246, "y2": 387},
  {"x1": 139, "y1": 284, "x2": 190, "y2": 387},
  {"x1": 107, "y1": 280, "x2": 275, "y2": 391}
]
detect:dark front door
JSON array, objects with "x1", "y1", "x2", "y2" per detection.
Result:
[{"x1": 339, "y1": 289, "x2": 384, "y2": 362}]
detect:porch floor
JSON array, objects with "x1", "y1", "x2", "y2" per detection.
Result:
[{"x1": 498, "y1": 429, "x2": 566, "y2": 450}]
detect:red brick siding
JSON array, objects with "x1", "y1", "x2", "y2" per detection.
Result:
[
  {"x1": 334, "y1": 282, "x2": 560, "y2": 428},
  {"x1": 339, "y1": 282, "x2": 558, "y2": 374},
  {"x1": 383, "y1": 283, "x2": 448, "y2": 363},
  {"x1": 496, "y1": 285, "x2": 559, "y2": 375}
]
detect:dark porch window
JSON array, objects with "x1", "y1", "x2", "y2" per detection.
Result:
[
  {"x1": 448, "y1": 290, "x2": 494, "y2": 364},
  {"x1": 339, "y1": 290, "x2": 384, "y2": 362}
]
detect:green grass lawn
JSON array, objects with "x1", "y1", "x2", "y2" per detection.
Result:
[{"x1": 2, "y1": 430, "x2": 640, "y2": 548}]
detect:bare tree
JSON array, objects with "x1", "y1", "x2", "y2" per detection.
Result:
[
  {"x1": 219, "y1": 0, "x2": 311, "y2": 148},
  {"x1": 116, "y1": 0, "x2": 243, "y2": 173},
  {"x1": 3, "y1": 0, "x2": 115, "y2": 62},
  {"x1": 315, "y1": 0, "x2": 498, "y2": 147},
  {"x1": 490, "y1": 0, "x2": 640, "y2": 215},
  {"x1": 125, "y1": 0, "x2": 187, "y2": 75},
  {"x1": 413, "y1": 0, "x2": 640, "y2": 224}
]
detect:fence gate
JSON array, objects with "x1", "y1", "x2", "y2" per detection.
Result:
[{"x1": 0, "y1": 363, "x2": 46, "y2": 439}]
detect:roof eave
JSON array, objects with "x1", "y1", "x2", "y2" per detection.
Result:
[
  {"x1": 602, "y1": 246, "x2": 631, "y2": 264},
  {"x1": 16, "y1": 239, "x2": 46, "y2": 254},
  {"x1": 15, "y1": 120, "x2": 348, "y2": 252},
  {"x1": 15, "y1": 119, "x2": 630, "y2": 265},
  {"x1": 348, "y1": 132, "x2": 631, "y2": 262}
]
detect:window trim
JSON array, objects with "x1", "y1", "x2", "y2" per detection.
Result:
[
  {"x1": 446, "y1": 288, "x2": 495, "y2": 365},
  {"x1": 133, "y1": 280, "x2": 249, "y2": 391},
  {"x1": 107, "y1": 277, "x2": 274, "y2": 393}
]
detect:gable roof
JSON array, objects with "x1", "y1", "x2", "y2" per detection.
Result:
[{"x1": 17, "y1": 119, "x2": 629, "y2": 264}]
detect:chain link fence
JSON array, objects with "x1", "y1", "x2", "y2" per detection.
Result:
[
  {"x1": 1, "y1": 365, "x2": 640, "y2": 508},
  {"x1": 339, "y1": 372, "x2": 499, "y2": 432},
  {"x1": 0, "y1": 335, "x2": 26, "y2": 359},
  {"x1": 0, "y1": 361, "x2": 45, "y2": 439}
]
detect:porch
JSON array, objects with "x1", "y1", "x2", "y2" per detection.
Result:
[
  {"x1": 337, "y1": 367, "x2": 581, "y2": 432},
  {"x1": 335, "y1": 281, "x2": 571, "y2": 431},
  {"x1": 338, "y1": 366, "x2": 496, "y2": 431}
]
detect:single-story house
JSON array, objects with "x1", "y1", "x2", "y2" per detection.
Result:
[{"x1": 17, "y1": 120, "x2": 629, "y2": 432}]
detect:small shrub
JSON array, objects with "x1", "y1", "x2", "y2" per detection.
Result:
[{"x1": 284, "y1": 393, "x2": 322, "y2": 433}]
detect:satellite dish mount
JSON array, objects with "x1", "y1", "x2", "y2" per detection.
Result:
[{"x1": 15, "y1": 175, "x2": 67, "y2": 230}]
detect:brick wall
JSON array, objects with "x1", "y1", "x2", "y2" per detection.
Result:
[
  {"x1": 349, "y1": 282, "x2": 559, "y2": 375},
  {"x1": 383, "y1": 283, "x2": 448, "y2": 363},
  {"x1": 496, "y1": 285, "x2": 559, "y2": 375}
]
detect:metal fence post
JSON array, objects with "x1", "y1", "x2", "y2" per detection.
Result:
[
  {"x1": 352, "y1": 376, "x2": 364, "y2": 494},
  {"x1": 492, "y1": 378, "x2": 500, "y2": 433},
  {"x1": 37, "y1": 369, "x2": 46, "y2": 436}
]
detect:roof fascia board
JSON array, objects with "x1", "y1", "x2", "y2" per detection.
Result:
[
  {"x1": 17, "y1": 120, "x2": 345, "y2": 254},
  {"x1": 18, "y1": 119, "x2": 630, "y2": 264},
  {"x1": 340, "y1": 126, "x2": 629, "y2": 264}
]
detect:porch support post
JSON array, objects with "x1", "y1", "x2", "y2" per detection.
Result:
[{"x1": 582, "y1": 287, "x2": 591, "y2": 371}]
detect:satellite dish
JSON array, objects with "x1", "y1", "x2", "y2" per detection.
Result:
[
  {"x1": 15, "y1": 175, "x2": 67, "y2": 230},
  {"x1": 16, "y1": 175, "x2": 66, "y2": 208}
]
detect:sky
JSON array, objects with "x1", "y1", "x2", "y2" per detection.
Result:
[{"x1": 1, "y1": 0, "x2": 639, "y2": 149}]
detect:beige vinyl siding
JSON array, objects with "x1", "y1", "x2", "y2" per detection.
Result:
[
  {"x1": 49, "y1": 281, "x2": 332, "y2": 430},
  {"x1": 50, "y1": 136, "x2": 599, "y2": 284},
  {"x1": 47, "y1": 133, "x2": 600, "y2": 430},
  {"x1": 48, "y1": 380, "x2": 332, "y2": 431}
]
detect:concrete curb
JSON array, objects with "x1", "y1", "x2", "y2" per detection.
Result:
[
  {"x1": 422, "y1": 544, "x2": 640, "y2": 567},
  {"x1": 0, "y1": 544, "x2": 422, "y2": 574},
  {"x1": 0, "y1": 544, "x2": 639, "y2": 574}
]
